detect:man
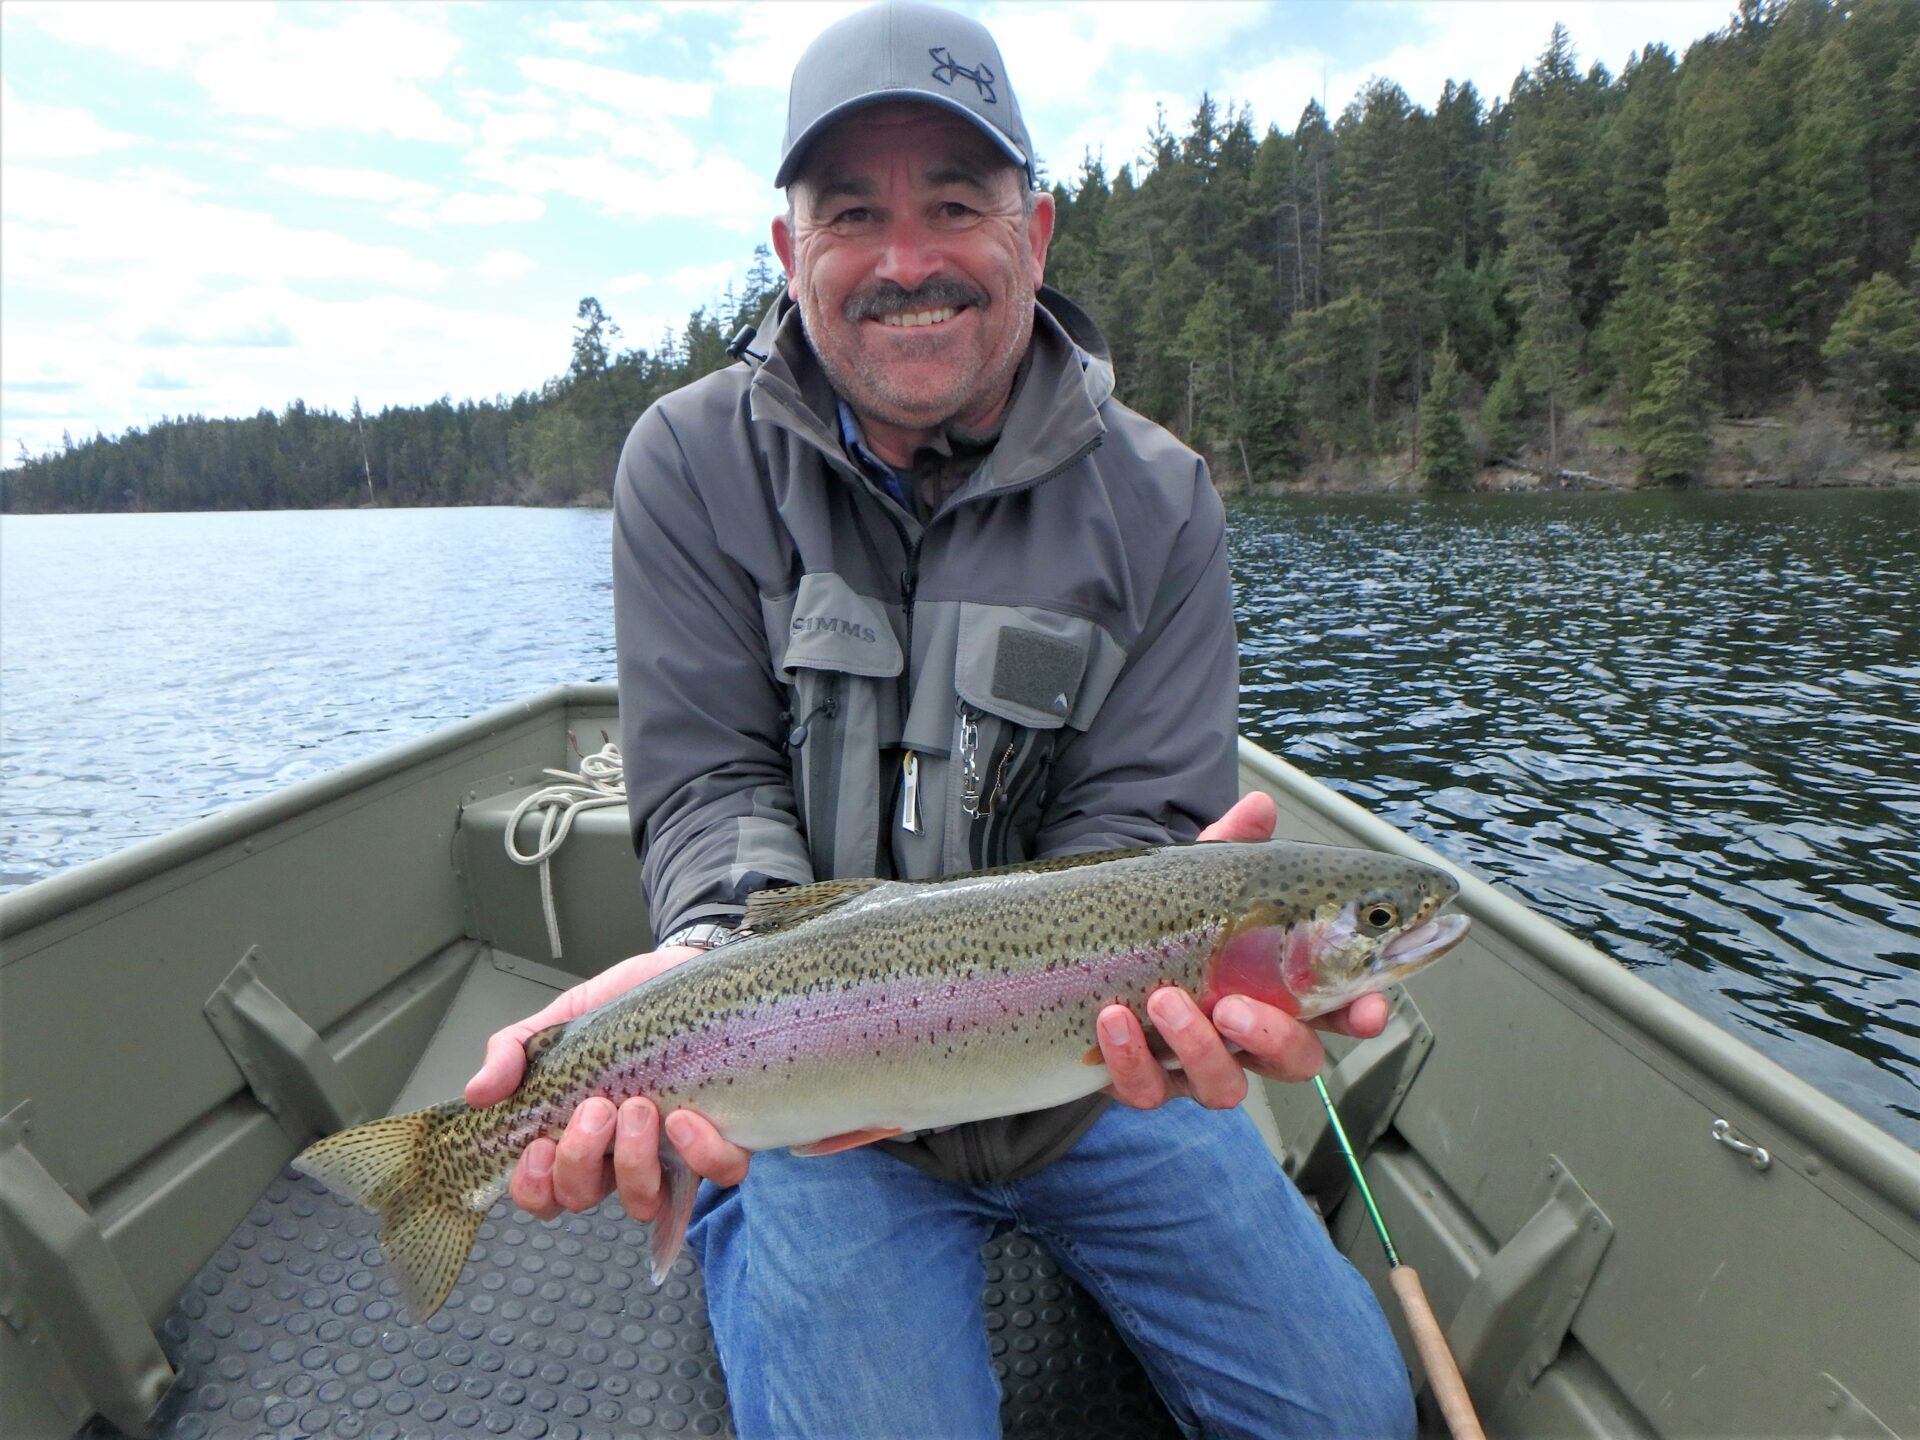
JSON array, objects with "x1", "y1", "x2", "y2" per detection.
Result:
[{"x1": 466, "y1": 4, "x2": 1414, "y2": 1435}]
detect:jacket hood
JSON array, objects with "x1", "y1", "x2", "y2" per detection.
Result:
[{"x1": 746, "y1": 285, "x2": 1115, "y2": 494}]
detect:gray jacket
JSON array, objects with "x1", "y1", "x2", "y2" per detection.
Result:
[{"x1": 612, "y1": 288, "x2": 1239, "y2": 1182}]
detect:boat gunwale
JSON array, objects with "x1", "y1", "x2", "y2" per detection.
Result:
[
  {"x1": 0, "y1": 683, "x2": 614, "y2": 944},
  {"x1": 1239, "y1": 739, "x2": 1920, "y2": 1229}
]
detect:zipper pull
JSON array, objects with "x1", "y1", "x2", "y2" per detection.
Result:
[{"x1": 900, "y1": 752, "x2": 922, "y2": 834}]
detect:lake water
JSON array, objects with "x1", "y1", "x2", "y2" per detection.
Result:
[{"x1": 3, "y1": 495, "x2": 1917, "y2": 1145}]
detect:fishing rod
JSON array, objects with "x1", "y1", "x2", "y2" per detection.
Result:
[{"x1": 1313, "y1": 1073, "x2": 1486, "y2": 1440}]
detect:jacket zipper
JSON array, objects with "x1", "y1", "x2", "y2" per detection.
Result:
[
  {"x1": 805, "y1": 674, "x2": 843, "y2": 874},
  {"x1": 890, "y1": 531, "x2": 923, "y2": 840}
]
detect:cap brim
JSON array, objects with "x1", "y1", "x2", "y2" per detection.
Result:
[{"x1": 774, "y1": 90, "x2": 1030, "y2": 189}]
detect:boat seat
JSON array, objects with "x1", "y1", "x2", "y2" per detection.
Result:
[{"x1": 105, "y1": 946, "x2": 1183, "y2": 1440}]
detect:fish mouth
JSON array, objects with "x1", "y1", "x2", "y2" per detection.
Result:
[{"x1": 1379, "y1": 909, "x2": 1470, "y2": 975}]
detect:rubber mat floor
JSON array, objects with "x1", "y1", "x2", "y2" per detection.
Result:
[{"x1": 101, "y1": 1168, "x2": 1180, "y2": 1439}]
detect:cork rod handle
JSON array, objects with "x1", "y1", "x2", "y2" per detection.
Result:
[{"x1": 1389, "y1": 1264, "x2": 1486, "y2": 1440}]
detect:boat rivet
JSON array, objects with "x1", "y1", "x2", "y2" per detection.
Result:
[
  {"x1": 1804, "y1": 1154, "x2": 1822, "y2": 1175},
  {"x1": 1825, "y1": 1391, "x2": 1840, "y2": 1410}
]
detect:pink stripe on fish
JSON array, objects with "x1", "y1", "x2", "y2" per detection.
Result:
[{"x1": 596, "y1": 927, "x2": 1222, "y2": 1102}]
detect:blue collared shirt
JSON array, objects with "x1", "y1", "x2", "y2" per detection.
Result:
[{"x1": 835, "y1": 400, "x2": 911, "y2": 513}]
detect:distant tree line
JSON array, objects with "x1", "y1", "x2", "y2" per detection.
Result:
[{"x1": 5, "y1": 0, "x2": 1917, "y2": 513}]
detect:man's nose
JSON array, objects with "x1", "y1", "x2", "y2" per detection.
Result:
[{"x1": 874, "y1": 213, "x2": 945, "y2": 292}]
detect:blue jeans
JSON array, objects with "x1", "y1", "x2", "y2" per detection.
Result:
[{"x1": 687, "y1": 1101, "x2": 1415, "y2": 1440}]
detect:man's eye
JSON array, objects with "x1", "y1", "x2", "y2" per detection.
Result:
[
  {"x1": 835, "y1": 208, "x2": 872, "y2": 225},
  {"x1": 938, "y1": 202, "x2": 976, "y2": 220}
]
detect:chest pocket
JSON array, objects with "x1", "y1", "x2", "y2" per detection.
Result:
[
  {"x1": 944, "y1": 602, "x2": 1126, "y2": 871},
  {"x1": 762, "y1": 572, "x2": 904, "y2": 880}
]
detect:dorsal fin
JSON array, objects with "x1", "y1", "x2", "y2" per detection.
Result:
[
  {"x1": 742, "y1": 846, "x2": 1160, "y2": 937},
  {"x1": 942, "y1": 844, "x2": 1154, "y2": 883},
  {"x1": 743, "y1": 877, "x2": 891, "y2": 935},
  {"x1": 524, "y1": 1022, "x2": 569, "y2": 1068}
]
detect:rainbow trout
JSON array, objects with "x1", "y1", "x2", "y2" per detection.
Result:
[{"x1": 296, "y1": 839, "x2": 1468, "y2": 1320}]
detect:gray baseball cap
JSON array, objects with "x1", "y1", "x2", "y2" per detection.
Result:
[{"x1": 775, "y1": 0, "x2": 1036, "y2": 190}]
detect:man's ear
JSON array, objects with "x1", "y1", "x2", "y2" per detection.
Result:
[
  {"x1": 1025, "y1": 189, "x2": 1056, "y2": 288},
  {"x1": 772, "y1": 212, "x2": 799, "y2": 300}
]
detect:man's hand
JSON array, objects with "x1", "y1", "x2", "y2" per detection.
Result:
[
  {"x1": 465, "y1": 945, "x2": 752, "y2": 1224},
  {"x1": 1098, "y1": 792, "x2": 1391, "y2": 1110}
]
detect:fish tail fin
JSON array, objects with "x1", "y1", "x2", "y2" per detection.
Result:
[
  {"x1": 294, "y1": 1101, "x2": 486, "y2": 1322},
  {"x1": 647, "y1": 1138, "x2": 698, "y2": 1286}
]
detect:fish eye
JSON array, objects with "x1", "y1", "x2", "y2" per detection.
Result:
[{"x1": 1363, "y1": 903, "x2": 1399, "y2": 930}]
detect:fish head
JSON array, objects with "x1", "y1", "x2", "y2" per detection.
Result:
[{"x1": 1199, "y1": 841, "x2": 1471, "y2": 1021}]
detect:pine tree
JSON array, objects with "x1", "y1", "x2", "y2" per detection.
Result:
[
  {"x1": 1482, "y1": 360, "x2": 1528, "y2": 460},
  {"x1": 1777, "y1": 31, "x2": 1872, "y2": 372},
  {"x1": 1822, "y1": 271, "x2": 1920, "y2": 441},
  {"x1": 1419, "y1": 340, "x2": 1474, "y2": 489},
  {"x1": 1631, "y1": 261, "x2": 1714, "y2": 481}
]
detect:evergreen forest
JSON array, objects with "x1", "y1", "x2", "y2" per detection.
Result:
[{"x1": 5, "y1": 0, "x2": 1918, "y2": 512}]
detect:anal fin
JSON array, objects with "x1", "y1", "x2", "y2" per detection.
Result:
[
  {"x1": 789, "y1": 1126, "x2": 904, "y2": 1157},
  {"x1": 647, "y1": 1140, "x2": 698, "y2": 1286}
]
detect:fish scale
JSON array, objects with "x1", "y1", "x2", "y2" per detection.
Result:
[{"x1": 296, "y1": 838, "x2": 1467, "y2": 1321}]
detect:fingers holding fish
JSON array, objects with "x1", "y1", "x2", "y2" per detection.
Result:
[
  {"x1": 1149, "y1": 987, "x2": 1249, "y2": 1109},
  {"x1": 663, "y1": 1109, "x2": 752, "y2": 1187},
  {"x1": 1196, "y1": 790, "x2": 1278, "y2": 844},
  {"x1": 509, "y1": 1137, "x2": 564, "y2": 1221},
  {"x1": 1098, "y1": 992, "x2": 1249, "y2": 1111},
  {"x1": 1213, "y1": 996, "x2": 1328, "y2": 1084},
  {"x1": 1098, "y1": 1001, "x2": 1173, "y2": 1108},
  {"x1": 614, "y1": 1098, "x2": 664, "y2": 1223},
  {"x1": 1306, "y1": 991, "x2": 1391, "y2": 1042},
  {"x1": 550, "y1": 1097, "x2": 620, "y2": 1213}
]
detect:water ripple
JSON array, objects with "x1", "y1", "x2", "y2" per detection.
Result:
[{"x1": 1230, "y1": 489, "x2": 1920, "y2": 1145}]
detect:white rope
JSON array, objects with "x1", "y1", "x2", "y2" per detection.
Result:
[{"x1": 503, "y1": 741, "x2": 625, "y2": 960}]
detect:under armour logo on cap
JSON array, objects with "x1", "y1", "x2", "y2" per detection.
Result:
[{"x1": 928, "y1": 47, "x2": 997, "y2": 104}]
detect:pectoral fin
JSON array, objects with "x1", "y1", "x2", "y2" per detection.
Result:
[{"x1": 789, "y1": 1127, "x2": 904, "y2": 1157}]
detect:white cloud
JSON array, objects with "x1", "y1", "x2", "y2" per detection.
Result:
[
  {"x1": 0, "y1": 80, "x2": 139, "y2": 161},
  {"x1": 539, "y1": 19, "x2": 611, "y2": 54},
  {"x1": 715, "y1": 3, "x2": 869, "y2": 88},
  {"x1": 3, "y1": 166, "x2": 445, "y2": 301},
  {"x1": 136, "y1": 368, "x2": 199, "y2": 391},
  {"x1": 269, "y1": 165, "x2": 439, "y2": 205},
  {"x1": 608, "y1": 258, "x2": 740, "y2": 297},
  {"x1": 987, "y1": 2, "x2": 1275, "y2": 107},
  {"x1": 538, "y1": 13, "x2": 661, "y2": 54},
  {"x1": 474, "y1": 249, "x2": 537, "y2": 281},
  {"x1": 18, "y1": 2, "x2": 470, "y2": 143},
  {"x1": 8, "y1": 0, "x2": 262, "y2": 68},
  {"x1": 441, "y1": 192, "x2": 546, "y2": 225},
  {"x1": 517, "y1": 57, "x2": 711, "y2": 118},
  {"x1": 195, "y1": 7, "x2": 469, "y2": 143}
]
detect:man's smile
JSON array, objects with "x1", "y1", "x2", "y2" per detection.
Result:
[{"x1": 874, "y1": 306, "x2": 963, "y2": 328}]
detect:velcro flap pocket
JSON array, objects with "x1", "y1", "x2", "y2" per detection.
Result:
[
  {"x1": 763, "y1": 572, "x2": 903, "y2": 678},
  {"x1": 955, "y1": 603, "x2": 1123, "y2": 731}
]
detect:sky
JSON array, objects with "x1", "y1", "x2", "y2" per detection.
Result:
[{"x1": 1, "y1": 0, "x2": 1738, "y2": 464}]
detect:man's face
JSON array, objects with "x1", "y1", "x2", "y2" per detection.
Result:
[{"x1": 772, "y1": 104, "x2": 1054, "y2": 441}]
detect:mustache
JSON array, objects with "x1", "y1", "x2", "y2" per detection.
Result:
[{"x1": 843, "y1": 277, "x2": 990, "y2": 322}]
